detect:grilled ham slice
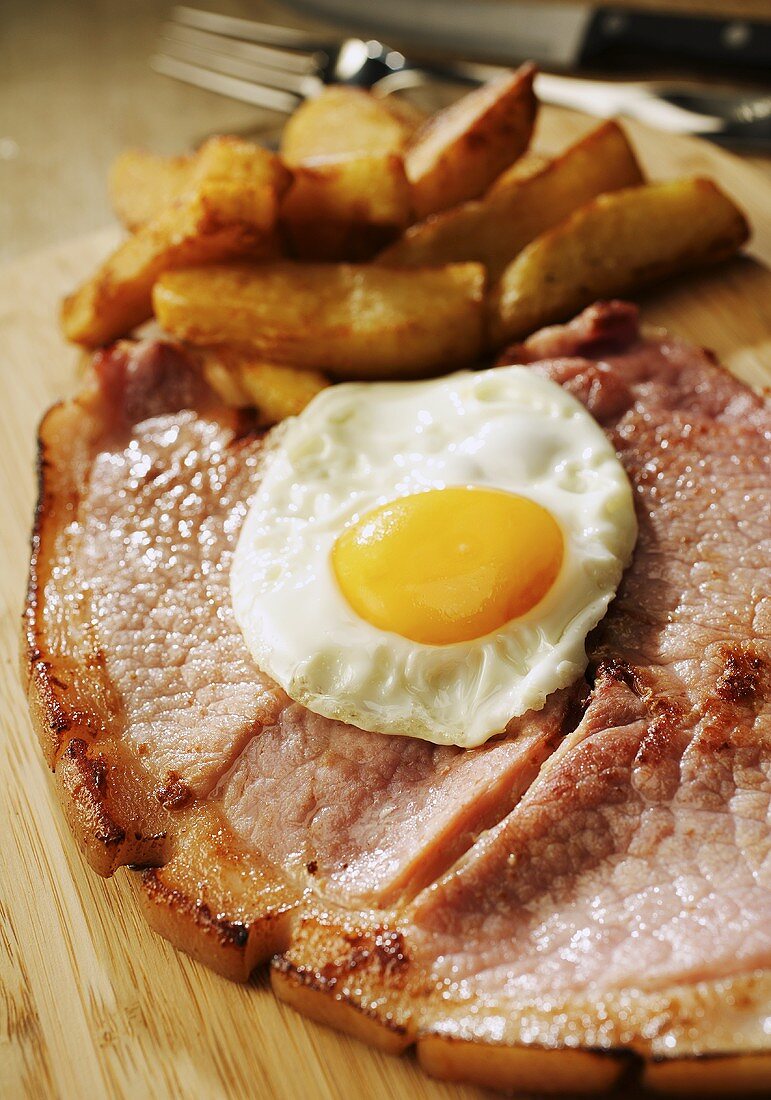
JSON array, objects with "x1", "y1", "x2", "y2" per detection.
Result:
[{"x1": 23, "y1": 304, "x2": 771, "y2": 1093}]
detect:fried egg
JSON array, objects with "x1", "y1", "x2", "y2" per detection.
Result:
[{"x1": 230, "y1": 366, "x2": 637, "y2": 747}]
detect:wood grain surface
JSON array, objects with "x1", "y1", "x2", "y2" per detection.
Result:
[{"x1": 1, "y1": 109, "x2": 770, "y2": 1100}]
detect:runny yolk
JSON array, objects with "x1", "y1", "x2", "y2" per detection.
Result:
[{"x1": 331, "y1": 487, "x2": 564, "y2": 646}]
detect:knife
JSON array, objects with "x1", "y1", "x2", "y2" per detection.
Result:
[
  {"x1": 282, "y1": 0, "x2": 771, "y2": 72},
  {"x1": 578, "y1": 6, "x2": 771, "y2": 70}
]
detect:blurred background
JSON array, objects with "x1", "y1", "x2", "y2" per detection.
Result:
[{"x1": 2, "y1": 0, "x2": 770, "y2": 262}]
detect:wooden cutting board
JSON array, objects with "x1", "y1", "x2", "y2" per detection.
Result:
[{"x1": 1, "y1": 109, "x2": 770, "y2": 1100}]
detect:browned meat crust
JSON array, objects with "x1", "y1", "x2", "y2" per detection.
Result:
[{"x1": 21, "y1": 309, "x2": 771, "y2": 1093}]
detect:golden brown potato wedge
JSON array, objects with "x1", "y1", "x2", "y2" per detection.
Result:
[
  {"x1": 280, "y1": 87, "x2": 420, "y2": 165},
  {"x1": 191, "y1": 135, "x2": 291, "y2": 197},
  {"x1": 280, "y1": 152, "x2": 412, "y2": 262},
  {"x1": 109, "y1": 135, "x2": 292, "y2": 231},
  {"x1": 488, "y1": 177, "x2": 749, "y2": 348},
  {"x1": 405, "y1": 64, "x2": 537, "y2": 220},
  {"x1": 487, "y1": 151, "x2": 551, "y2": 191},
  {"x1": 109, "y1": 150, "x2": 196, "y2": 231},
  {"x1": 154, "y1": 261, "x2": 486, "y2": 379},
  {"x1": 381, "y1": 121, "x2": 643, "y2": 278},
  {"x1": 63, "y1": 139, "x2": 291, "y2": 347},
  {"x1": 376, "y1": 94, "x2": 426, "y2": 135},
  {"x1": 199, "y1": 345, "x2": 329, "y2": 423}
]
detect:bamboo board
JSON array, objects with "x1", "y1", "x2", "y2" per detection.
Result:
[{"x1": 1, "y1": 109, "x2": 770, "y2": 1100}]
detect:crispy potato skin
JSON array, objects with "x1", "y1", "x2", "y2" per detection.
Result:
[
  {"x1": 109, "y1": 150, "x2": 196, "y2": 231},
  {"x1": 280, "y1": 152, "x2": 412, "y2": 262},
  {"x1": 62, "y1": 138, "x2": 291, "y2": 348},
  {"x1": 61, "y1": 206, "x2": 270, "y2": 348},
  {"x1": 405, "y1": 63, "x2": 537, "y2": 219},
  {"x1": 486, "y1": 151, "x2": 551, "y2": 192},
  {"x1": 199, "y1": 345, "x2": 329, "y2": 423},
  {"x1": 280, "y1": 86, "x2": 420, "y2": 165},
  {"x1": 153, "y1": 261, "x2": 486, "y2": 379},
  {"x1": 488, "y1": 177, "x2": 749, "y2": 347},
  {"x1": 381, "y1": 120, "x2": 643, "y2": 278},
  {"x1": 109, "y1": 136, "x2": 294, "y2": 232},
  {"x1": 192, "y1": 136, "x2": 292, "y2": 202}
]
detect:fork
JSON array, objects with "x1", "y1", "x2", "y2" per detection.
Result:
[{"x1": 152, "y1": 5, "x2": 771, "y2": 145}]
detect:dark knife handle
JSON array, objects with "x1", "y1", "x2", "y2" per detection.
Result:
[{"x1": 581, "y1": 8, "x2": 771, "y2": 70}]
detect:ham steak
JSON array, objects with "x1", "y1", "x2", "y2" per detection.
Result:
[{"x1": 23, "y1": 304, "x2": 771, "y2": 1091}]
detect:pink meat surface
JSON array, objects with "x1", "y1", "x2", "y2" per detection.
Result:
[
  {"x1": 49, "y1": 341, "x2": 282, "y2": 800},
  {"x1": 407, "y1": 301, "x2": 771, "y2": 998},
  {"x1": 51, "y1": 303, "x2": 771, "y2": 995},
  {"x1": 215, "y1": 693, "x2": 566, "y2": 907},
  {"x1": 63, "y1": 340, "x2": 568, "y2": 901}
]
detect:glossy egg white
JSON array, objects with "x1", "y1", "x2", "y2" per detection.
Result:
[{"x1": 230, "y1": 366, "x2": 637, "y2": 747}]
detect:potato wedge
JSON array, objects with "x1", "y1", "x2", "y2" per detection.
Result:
[
  {"x1": 109, "y1": 150, "x2": 196, "y2": 230},
  {"x1": 199, "y1": 345, "x2": 329, "y2": 423},
  {"x1": 405, "y1": 64, "x2": 537, "y2": 219},
  {"x1": 154, "y1": 262, "x2": 486, "y2": 379},
  {"x1": 109, "y1": 135, "x2": 292, "y2": 231},
  {"x1": 190, "y1": 135, "x2": 291, "y2": 196},
  {"x1": 376, "y1": 94, "x2": 426, "y2": 135},
  {"x1": 487, "y1": 151, "x2": 551, "y2": 192},
  {"x1": 62, "y1": 139, "x2": 291, "y2": 347},
  {"x1": 488, "y1": 177, "x2": 749, "y2": 348},
  {"x1": 280, "y1": 152, "x2": 412, "y2": 261},
  {"x1": 382, "y1": 121, "x2": 643, "y2": 278},
  {"x1": 280, "y1": 87, "x2": 420, "y2": 165}
]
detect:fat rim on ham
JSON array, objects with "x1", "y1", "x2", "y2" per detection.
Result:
[{"x1": 22, "y1": 302, "x2": 771, "y2": 1094}]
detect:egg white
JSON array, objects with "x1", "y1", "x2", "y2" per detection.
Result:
[{"x1": 230, "y1": 366, "x2": 637, "y2": 747}]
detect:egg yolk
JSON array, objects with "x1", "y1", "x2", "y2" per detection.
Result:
[{"x1": 331, "y1": 487, "x2": 564, "y2": 645}]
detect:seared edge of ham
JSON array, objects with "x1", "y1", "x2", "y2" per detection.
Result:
[{"x1": 21, "y1": 306, "x2": 771, "y2": 1091}]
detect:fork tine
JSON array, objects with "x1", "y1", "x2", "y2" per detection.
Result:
[
  {"x1": 163, "y1": 22, "x2": 318, "y2": 75},
  {"x1": 172, "y1": 6, "x2": 332, "y2": 50},
  {"x1": 158, "y1": 33, "x2": 316, "y2": 97},
  {"x1": 151, "y1": 53, "x2": 302, "y2": 113}
]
